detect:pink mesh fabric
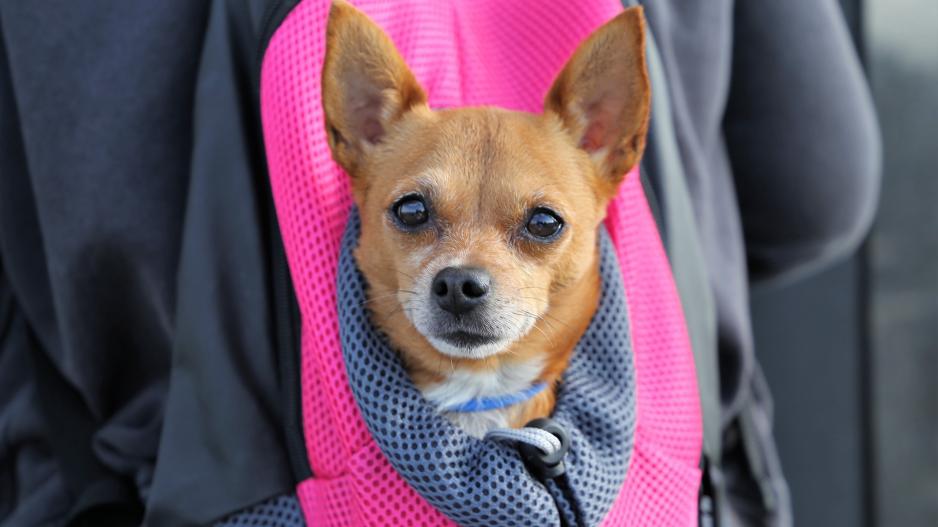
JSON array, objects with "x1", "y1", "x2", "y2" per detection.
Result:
[
  {"x1": 259, "y1": 1, "x2": 702, "y2": 525},
  {"x1": 600, "y1": 179, "x2": 703, "y2": 526}
]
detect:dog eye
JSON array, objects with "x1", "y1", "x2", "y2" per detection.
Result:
[
  {"x1": 526, "y1": 208, "x2": 563, "y2": 239},
  {"x1": 394, "y1": 196, "x2": 429, "y2": 226}
]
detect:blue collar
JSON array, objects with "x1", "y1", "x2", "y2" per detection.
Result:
[{"x1": 442, "y1": 382, "x2": 549, "y2": 413}]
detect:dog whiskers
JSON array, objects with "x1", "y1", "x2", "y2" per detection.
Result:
[
  {"x1": 513, "y1": 310, "x2": 554, "y2": 345},
  {"x1": 360, "y1": 289, "x2": 418, "y2": 306},
  {"x1": 539, "y1": 311, "x2": 569, "y2": 329},
  {"x1": 379, "y1": 300, "x2": 415, "y2": 324},
  {"x1": 516, "y1": 286, "x2": 549, "y2": 292}
]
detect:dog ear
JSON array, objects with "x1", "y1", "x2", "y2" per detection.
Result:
[
  {"x1": 322, "y1": 0, "x2": 427, "y2": 175},
  {"x1": 545, "y1": 7, "x2": 651, "y2": 194}
]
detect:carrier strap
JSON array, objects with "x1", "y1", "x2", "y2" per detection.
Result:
[{"x1": 638, "y1": 11, "x2": 725, "y2": 525}]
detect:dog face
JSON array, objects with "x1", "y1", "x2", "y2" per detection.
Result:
[
  {"x1": 323, "y1": 1, "x2": 649, "y2": 362},
  {"x1": 353, "y1": 108, "x2": 608, "y2": 359}
]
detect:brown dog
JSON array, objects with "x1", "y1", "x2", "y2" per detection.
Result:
[{"x1": 323, "y1": 0, "x2": 650, "y2": 437}]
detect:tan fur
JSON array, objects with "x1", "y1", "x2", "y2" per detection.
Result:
[{"x1": 323, "y1": 1, "x2": 650, "y2": 429}]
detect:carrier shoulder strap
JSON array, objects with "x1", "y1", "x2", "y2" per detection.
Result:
[
  {"x1": 636, "y1": 12, "x2": 724, "y2": 524},
  {"x1": 642, "y1": 20, "x2": 721, "y2": 465}
]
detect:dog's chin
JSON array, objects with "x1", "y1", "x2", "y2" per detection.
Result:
[
  {"x1": 425, "y1": 331, "x2": 513, "y2": 360},
  {"x1": 405, "y1": 299, "x2": 538, "y2": 360}
]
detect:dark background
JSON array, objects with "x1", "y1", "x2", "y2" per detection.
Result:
[{"x1": 751, "y1": 1, "x2": 937, "y2": 526}]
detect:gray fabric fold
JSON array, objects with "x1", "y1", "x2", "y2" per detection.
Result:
[{"x1": 337, "y1": 209, "x2": 636, "y2": 527}]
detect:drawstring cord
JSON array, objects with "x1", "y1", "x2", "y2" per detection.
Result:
[
  {"x1": 486, "y1": 418, "x2": 585, "y2": 527},
  {"x1": 485, "y1": 426, "x2": 563, "y2": 456}
]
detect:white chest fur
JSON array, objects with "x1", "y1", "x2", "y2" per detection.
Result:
[{"x1": 422, "y1": 358, "x2": 545, "y2": 438}]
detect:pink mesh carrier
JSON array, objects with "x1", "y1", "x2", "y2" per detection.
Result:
[{"x1": 259, "y1": 1, "x2": 702, "y2": 525}]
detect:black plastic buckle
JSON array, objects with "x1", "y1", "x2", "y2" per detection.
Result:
[{"x1": 518, "y1": 418, "x2": 571, "y2": 480}]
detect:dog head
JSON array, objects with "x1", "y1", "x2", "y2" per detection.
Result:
[{"x1": 323, "y1": 1, "x2": 650, "y2": 362}]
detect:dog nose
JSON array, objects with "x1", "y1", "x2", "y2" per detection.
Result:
[{"x1": 431, "y1": 266, "x2": 490, "y2": 315}]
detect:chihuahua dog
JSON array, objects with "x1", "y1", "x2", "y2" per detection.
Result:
[{"x1": 323, "y1": 1, "x2": 650, "y2": 438}]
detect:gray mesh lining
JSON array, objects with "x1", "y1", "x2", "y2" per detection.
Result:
[{"x1": 338, "y1": 209, "x2": 636, "y2": 526}]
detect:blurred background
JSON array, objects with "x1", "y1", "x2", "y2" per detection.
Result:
[{"x1": 751, "y1": 1, "x2": 937, "y2": 526}]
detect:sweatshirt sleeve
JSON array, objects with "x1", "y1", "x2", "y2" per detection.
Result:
[
  {"x1": 145, "y1": 1, "x2": 300, "y2": 525},
  {"x1": 724, "y1": 0, "x2": 881, "y2": 284}
]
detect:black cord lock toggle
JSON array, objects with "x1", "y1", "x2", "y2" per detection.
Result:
[{"x1": 518, "y1": 418, "x2": 571, "y2": 480}]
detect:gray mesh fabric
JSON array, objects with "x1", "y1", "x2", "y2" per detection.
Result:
[
  {"x1": 213, "y1": 494, "x2": 304, "y2": 527},
  {"x1": 338, "y1": 209, "x2": 636, "y2": 526}
]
